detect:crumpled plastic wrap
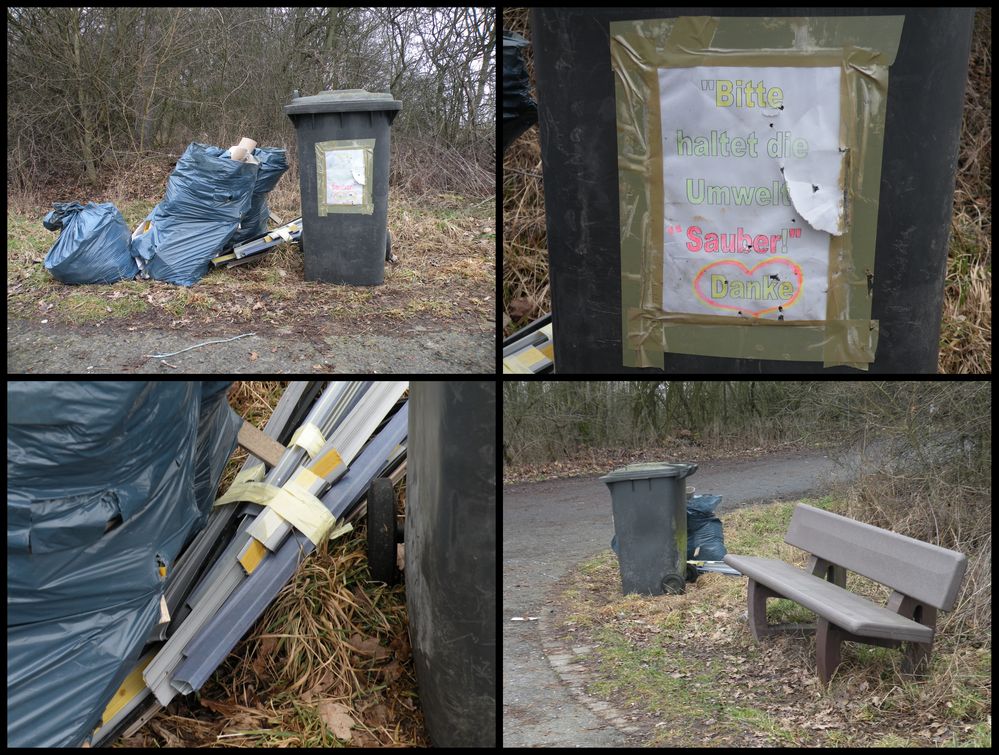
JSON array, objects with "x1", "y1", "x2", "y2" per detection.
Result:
[
  {"x1": 6, "y1": 381, "x2": 241, "y2": 747},
  {"x1": 227, "y1": 147, "x2": 290, "y2": 244}
]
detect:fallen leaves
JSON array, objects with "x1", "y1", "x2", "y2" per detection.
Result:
[
  {"x1": 347, "y1": 634, "x2": 391, "y2": 660},
  {"x1": 317, "y1": 701, "x2": 355, "y2": 741},
  {"x1": 507, "y1": 295, "x2": 535, "y2": 321}
]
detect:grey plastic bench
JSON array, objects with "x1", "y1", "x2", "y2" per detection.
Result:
[{"x1": 724, "y1": 504, "x2": 967, "y2": 684}]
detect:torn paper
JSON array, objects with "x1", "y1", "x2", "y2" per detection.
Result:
[
  {"x1": 658, "y1": 65, "x2": 843, "y2": 321},
  {"x1": 778, "y1": 104, "x2": 846, "y2": 235}
]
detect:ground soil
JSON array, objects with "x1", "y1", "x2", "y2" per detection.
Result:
[{"x1": 7, "y1": 317, "x2": 493, "y2": 373}]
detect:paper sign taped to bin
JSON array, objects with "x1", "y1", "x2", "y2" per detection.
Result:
[
  {"x1": 315, "y1": 138, "x2": 375, "y2": 215},
  {"x1": 326, "y1": 149, "x2": 366, "y2": 205},
  {"x1": 660, "y1": 66, "x2": 843, "y2": 320}
]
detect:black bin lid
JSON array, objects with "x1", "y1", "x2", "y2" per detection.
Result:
[
  {"x1": 284, "y1": 88, "x2": 402, "y2": 116},
  {"x1": 600, "y1": 462, "x2": 697, "y2": 484}
]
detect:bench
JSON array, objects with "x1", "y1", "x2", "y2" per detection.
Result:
[{"x1": 723, "y1": 504, "x2": 967, "y2": 684}]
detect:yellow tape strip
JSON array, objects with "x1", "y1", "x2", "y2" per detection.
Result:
[
  {"x1": 502, "y1": 354, "x2": 534, "y2": 373},
  {"x1": 214, "y1": 479, "x2": 335, "y2": 545},
  {"x1": 239, "y1": 537, "x2": 268, "y2": 574},
  {"x1": 311, "y1": 447, "x2": 344, "y2": 478},
  {"x1": 327, "y1": 522, "x2": 354, "y2": 541},
  {"x1": 213, "y1": 465, "x2": 265, "y2": 507},
  {"x1": 277, "y1": 479, "x2": 335, "y2": 543},
  {"x1": 509, "y1": 345, "x2": 548, "y2": 372},
  {"x1": 100, "y1": 651, "x2": 156, "y2": 725},
  {"x1": 293, "y1": 467, "x2": 323, "y2": 490},
  {"x1": 290, "y1": 422, "x2": 326, "y2": 458}
]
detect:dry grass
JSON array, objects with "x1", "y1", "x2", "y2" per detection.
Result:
[
  {"x1": 502, "y1": 7, "x2": 548, "y2": 335},
  {"x1": 120, "y1": 382, "x2": 426, "y2": 747},
  {"x1": 8, "y1": 183, "x2": 494, "y2": 334},
  {"x1": 938, "y1": 8, "x2": 992, "y2": 373},
  {"x1": 551, "y1": 500, "x2": 991, "y2": 746},
  {"x1": 502, "y1": 8, "x2": 991, "y2": 371}
]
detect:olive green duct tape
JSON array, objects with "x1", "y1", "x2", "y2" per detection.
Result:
[{"x1": 612, "y1": 15, "x2": 903, "y2": 370}]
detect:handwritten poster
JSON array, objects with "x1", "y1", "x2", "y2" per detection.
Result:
[
  {"x1": 325, "y1": 148, "x2": 366, "y2": 205},
  {"x1": 659, "y1": 66, "x2": 843, "y2": 320}
]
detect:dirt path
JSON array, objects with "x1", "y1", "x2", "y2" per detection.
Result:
[
  {"x1": 502, "y1": 447, "x2": 858, "y2": 747},
  {"x1": 7, "y1": 319, "x2": 493, "y2": 373}
]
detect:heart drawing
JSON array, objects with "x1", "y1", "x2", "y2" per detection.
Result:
[{"x1": 691, "y1": 257, "x2": 804, "y2": 317}]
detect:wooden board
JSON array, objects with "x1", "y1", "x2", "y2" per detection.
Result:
[{"x1": 237, "y1": 420, "x2": 287, "y2": 468}]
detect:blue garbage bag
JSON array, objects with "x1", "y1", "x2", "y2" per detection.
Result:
[
  {"x1": 687, "y1": 494, "x2": 727, "y2": 561},
  {"x1": 6, "y1": 381, "x2": 241, "y2": 747},
  {"x1": 131, "y1": 143, "x2": 257, "y2": 286},
  {"x1": 42, "y1": 202, "x2": 138, "y2": 284},
  {"x1": 227, "y1": 147, "x2": 289, "y2": 244},
  {"x1": 502, "y1": 31, "x2": 537, "y2": 151}
]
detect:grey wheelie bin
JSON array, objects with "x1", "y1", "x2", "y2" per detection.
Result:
[
  {"x1": 284, "y1": 89, "x2": 402, "y2": 285},
  {"x1": 406, "y1": 381, "x2": 496, "y2": 747},
  {"x1": 601, "y1": 462, "x2": 698, "y2": 595}
]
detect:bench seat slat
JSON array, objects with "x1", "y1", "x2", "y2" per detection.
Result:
[{"x1": 723, "y1": 555, "x2": 933, "y2": 643}]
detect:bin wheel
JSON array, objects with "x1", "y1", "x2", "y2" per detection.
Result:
[
  {"x1": 367, "y1": 477, "x2": 399, "y2": 584},
  {"x1": 385, "y1": 231, "x2": 397, "y2": 263},
  {"x1": 661, "y1": 574, "x2": 686, "y2": 595},
  {"x1": 685, "y1": 564, "x2": 699, "y2": 584}
]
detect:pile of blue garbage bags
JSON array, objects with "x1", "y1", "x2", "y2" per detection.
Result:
[
  {"x1": 41, "y1": 143, "x2": 288, "y2": 286},
  {"x1": 7, "y1": 382, "x2": 241, "y2": 747}
]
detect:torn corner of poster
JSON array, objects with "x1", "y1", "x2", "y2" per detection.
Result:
[
  {"x1": 659, "y1": 65, "x2": 846, "y2": 323},
  {"x1": 777, "y1": 103, "x2": 846, "y2": 236}
]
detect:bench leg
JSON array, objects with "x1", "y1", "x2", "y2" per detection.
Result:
[
  {"x1": 815, "y1": 617, "x2": 845, "y2": 685},
  {"x1": 747, "y1": 580, "x2": 814, "y2": 640},
  {"x1": 902, "y1": 640, "x2": 933, "y2": 676},
  {"x1": 887, "y1": 593, "x2": 937, "y2": 678},
  {"x1": 747, "y1": 579, "x2": 776, "y2": 641}
]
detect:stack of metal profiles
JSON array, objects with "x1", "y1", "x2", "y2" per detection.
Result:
[
  {"x1": 210, "y1": 217, "x2": 304, "y2": 269},
  {"x1": 92, "y1": 380, "x2": 410, "y2": 745},
  {"x1": 503, "y1": 313, "x2": 554, "y2": 373}
]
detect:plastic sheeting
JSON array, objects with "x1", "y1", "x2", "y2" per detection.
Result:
[
  {"x1": 131, "y1": 143, "x2": 257, "y2": 286},
  {"x1": 6, "y1": 381, "x2": 241, "y2": 747},
  {"x1": 228, "y1": 147, "x2": 290, "y2": 244},
  {"x1": 42, "y1": 202, "x2": 138, "y2": 284}
]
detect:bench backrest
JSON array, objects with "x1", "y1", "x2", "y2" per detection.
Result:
[{"x1": 785, "y1": 504, "x2": 967, "y2": 611}]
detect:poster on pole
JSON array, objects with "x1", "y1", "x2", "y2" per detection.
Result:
[{"x1": 659, "y1": 66, "x2": 843, "y2": 320}]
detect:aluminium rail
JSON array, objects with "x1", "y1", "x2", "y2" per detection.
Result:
[
  {"x1": 171, "y1": 401, "x2": 409, "y2": 694},
  {"x1": 142, "y1": 382, "x2": 355, "y2": 705},
  {"x1": 242, "y1": 381, "x2": 407, "y2": 556},
  {"x1": 503, "y1": 313, "x2": 554, "y2": 373},
  {"x1": 154, "y1": 381, "x2": 318, "y2": 640},
  {"x1": 142, "y1": 381, "x2": 407, "y2": 706}
]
